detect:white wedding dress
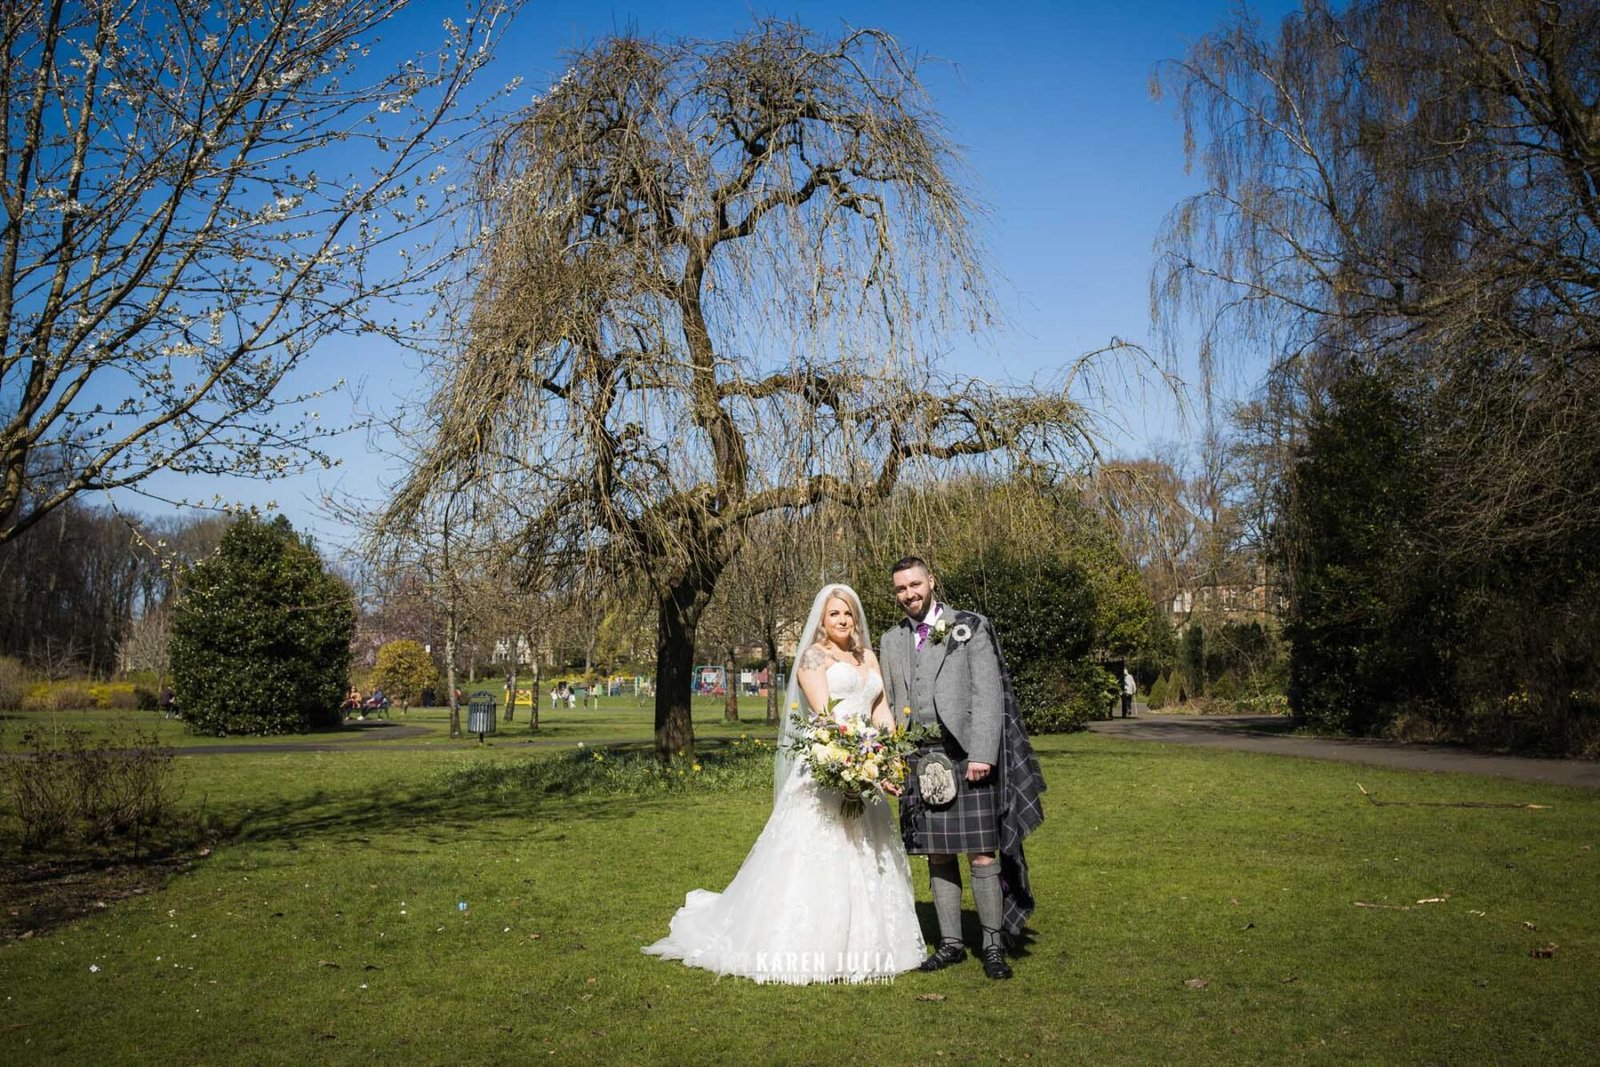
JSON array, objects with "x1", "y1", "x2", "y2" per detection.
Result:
[{"x1": 643, "y1": 662, "x2": 925, "y2": 983}]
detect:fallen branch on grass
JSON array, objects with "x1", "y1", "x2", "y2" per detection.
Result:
[
  {"x1": 1354, "y1": 895, "x2": 1450, "y2": 911},
  {"x1": 1356, "y1": 783, "x2": 1550, "y2": 809}
]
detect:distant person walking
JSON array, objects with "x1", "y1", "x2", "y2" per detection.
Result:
[{"x1": 1122, "y1": 668, "x2": 1136, "y2": 718}]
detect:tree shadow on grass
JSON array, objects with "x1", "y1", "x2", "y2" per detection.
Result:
[
  {"x1": 219, "y1": 782, "x2": 672, "y2": 852},
  {"x1": 217, "y1": 735, "x2": 764, "y2": 851},
  {"x1": 0, "y1": 827, "x2": 221, "y2": 941},
  {"x1": 3, "y1": 738, "x2": 760, "y2": 938}
]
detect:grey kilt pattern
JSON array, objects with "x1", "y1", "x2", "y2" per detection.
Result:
[{"x1": 901, "y1": 738, "x2": 1001, "y2": 855}]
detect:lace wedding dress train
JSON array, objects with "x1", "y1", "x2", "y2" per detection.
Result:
[{"x1": 643, "y1": 662, "x2": 925, "y2": 983}]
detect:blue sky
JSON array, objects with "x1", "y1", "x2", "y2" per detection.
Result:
[{"x1": 126, "y1": 0, "x2": 1301, "y2": 545}]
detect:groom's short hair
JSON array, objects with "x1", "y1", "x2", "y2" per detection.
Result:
[{"x1": 890, "y1": 555, "x2": 931, "y2": 578}]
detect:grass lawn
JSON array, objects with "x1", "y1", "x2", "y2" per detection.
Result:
[
  {"x1": 0, "y1": 694, "x2": 771, "y2": 751},
  {"x1": 1, "y1": 730, "x2": 1597, "y2": 1064}
]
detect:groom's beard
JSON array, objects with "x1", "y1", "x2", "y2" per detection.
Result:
[{"x1": 904, "y1": 600, "x2": 937, "y2": 623}]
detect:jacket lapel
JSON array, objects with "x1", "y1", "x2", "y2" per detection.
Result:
[
  {"x1": 896, "y1": 622, "x2": 915, "y2": 722},
  {"x1": 889, "y1": 620, "x2": 915, "y2": 723},
  {"x1": 930, "y1": 607, "x2": 962, "y2": 681}
]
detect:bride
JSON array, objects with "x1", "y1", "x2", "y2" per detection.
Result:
[{"x1": 642, "y1": 583, "x2": 925, "y2": 983}]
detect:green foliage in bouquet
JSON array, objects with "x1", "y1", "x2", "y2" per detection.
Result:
[{"x1": 782, "y1": 698, "x2": 915, "y2": 817}]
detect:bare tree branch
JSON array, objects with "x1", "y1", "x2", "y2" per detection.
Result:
[
  {"x1": 382, "y1": 22, "x2": 1116, "y2": 759},
  {"x1": 0, "y1": 0, "x2": 525, "y2": 542}
]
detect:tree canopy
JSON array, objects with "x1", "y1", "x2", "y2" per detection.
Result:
[
  {"x1": 1157, "y1": 0, "x2": 1600, "y2": 751},
  {"x1": 373, "y1": 639, "x2": 438, "y2": 713},
  {"x1": 170, "y1": 515, "x2": 354, "y2": 735},
  {"x1": 383, "y1": 22, "x2": 1110, "y2": 759}
]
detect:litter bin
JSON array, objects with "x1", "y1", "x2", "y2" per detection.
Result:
[{"x1": 467, "y1": 691, "x2": 498, "y2": 742}]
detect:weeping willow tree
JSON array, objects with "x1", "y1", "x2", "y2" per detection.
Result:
[
  {"x1": 382, "y1": 23, "x2": 1109, "y2": 760},
  {"x1": 1157, "y1": 0, "x2": 1600, "y2": 542},
  {"x1": 1154, "y1": 0, "x2": 1600, "y2": 749}
]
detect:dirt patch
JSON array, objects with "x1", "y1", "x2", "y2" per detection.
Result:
[{"x1": 0, "y1": 839, "x2": 218, "y2": 941}]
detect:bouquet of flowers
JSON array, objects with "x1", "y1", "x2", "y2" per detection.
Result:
[{"x1": 783, "y1": 699, "x2": 915, "y2": 818}]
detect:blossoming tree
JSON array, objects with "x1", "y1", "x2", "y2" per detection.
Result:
[{"x1": 0, "y1": 0, "x2": 522, "y2": 543}]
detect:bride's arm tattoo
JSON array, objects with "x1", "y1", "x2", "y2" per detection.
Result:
[{"x1": 798, "y1": 646, "x2": 827, "y2": 670}]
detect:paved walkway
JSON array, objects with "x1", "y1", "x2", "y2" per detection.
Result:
[
  {"x1": 78, "y1": 712, "x2": 1600, "y2": 791},
  {"x1": 166, "y1": 723, "x2": 659, "y2": 756},
  {"x1": 164, "y1": 720, "x2": 433, "y2": 755},
  {"x1": 1089, "y1": 713, "x2": 1600, "y2": 789}
]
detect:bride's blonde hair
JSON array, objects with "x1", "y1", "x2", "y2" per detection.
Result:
[{"x1": 810, "y1": 584, "x2": 867, "y2": 654}]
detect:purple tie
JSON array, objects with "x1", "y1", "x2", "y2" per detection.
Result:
[{"x1": 915, "y1": 622, "x2": 931, "y2": 650}]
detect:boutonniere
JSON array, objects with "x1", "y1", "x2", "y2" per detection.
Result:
[{"x1": 928, "y1": 616, "x2": 973, "y2": 645}]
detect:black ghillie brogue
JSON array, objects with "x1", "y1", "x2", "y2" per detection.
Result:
[
  {"x1": 980, "y1": 945, "x2": 1013, "y2": 980},
  {"x1": 917, "y1": 940, "x2": 968, "y2": 972}
]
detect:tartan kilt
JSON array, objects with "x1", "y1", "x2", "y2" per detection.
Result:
[{"x1": 900, "y1": 739, "x2": 1001, "y2": 856}]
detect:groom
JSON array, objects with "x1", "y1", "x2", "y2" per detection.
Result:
[{"x1": 881, "y1": 556, "x2": 1044, "y2": 980}]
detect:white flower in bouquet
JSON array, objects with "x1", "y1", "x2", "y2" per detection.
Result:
[{"x1": 782, "y1": 697, "x2": 920, "y2": 818}]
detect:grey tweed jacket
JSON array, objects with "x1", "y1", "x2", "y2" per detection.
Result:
[{"x1": 880, "y1": 608, "x2": 1006, "y2": 766}]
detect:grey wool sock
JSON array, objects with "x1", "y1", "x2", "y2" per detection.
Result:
[
  {"x1": 970, "y1": 860, "x2": 1005, "y2": 952},
  {"x1": 929, "y1": 860, "x2": 964, "y2": 945}
]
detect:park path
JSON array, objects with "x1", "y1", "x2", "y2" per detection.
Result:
[
  {"x1": 164, "y1": 722, "x2": 644, "y2": 756},
  {"x1": 154, "y1": 714, "x2": 1600, "y2": 791},
  {"x1": 1089, "y1": 713, "x2": 1600, "y2": 790},
  {"x1": 162, "y1": 720, "x2": 433, "y2": 755}
]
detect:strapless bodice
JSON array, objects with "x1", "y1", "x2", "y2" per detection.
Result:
[{"x1": 824, "y1": 660, "x2": 883, "y2": 721}]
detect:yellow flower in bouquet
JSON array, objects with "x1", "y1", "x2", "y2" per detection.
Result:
[{"x1": 782, "y1": 696, "x2": 920, "y2": 818}]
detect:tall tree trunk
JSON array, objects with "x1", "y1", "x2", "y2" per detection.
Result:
[
  {"x1": 444, "y1": 607, "x2": 462, "y2": 739},
  {"x1": 529, "y1": 652, "x2": 541, "y2": 732},
  {"x1": 723, "y1": 645, "x2": 739, "y2": 722},
  {"x1": 765, "y1": 626, "x2": 781, "y2": 726},
  {"x1": 654, "y1": 578, "x2": 708, "y2": 760},
  {"x1": 503, "y1": 662, "x2": 516, "y2": 723},
  {"x1": 655, "y1": 615, "x2": 696, "y2": 760}
]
